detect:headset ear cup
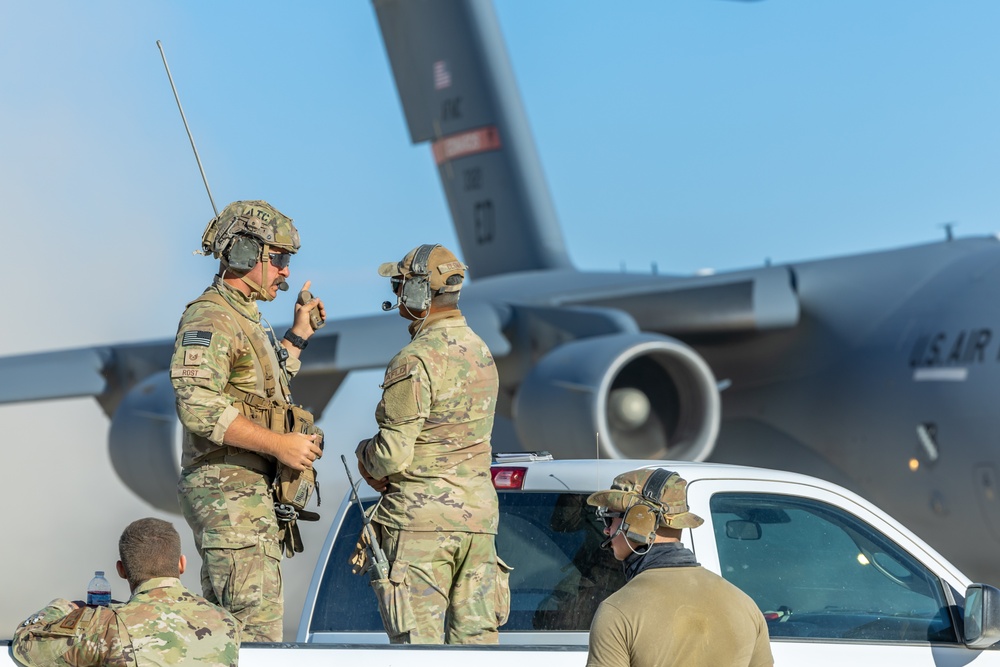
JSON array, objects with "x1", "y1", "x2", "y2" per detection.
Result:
[
  {"x1": 623, "y1": 504, "x2": 659, "y2": 546},
  {"x1": 401, "y1": 274, "x2": 431, "y2": 311},
  {"x1": 226, "y1": 236, "x2": 261, "y2": 272}
]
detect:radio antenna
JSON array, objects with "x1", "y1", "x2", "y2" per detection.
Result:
[{"x1": 156, "y1": 40, "x2": 219, "y2": 218}]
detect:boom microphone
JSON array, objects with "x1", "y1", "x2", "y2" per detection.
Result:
[
  {"x1": 278, "y1": 282, "x2": 289, "y2": 292},
  {"x1": 382, "y1": 300, "x2": 398, "y2": 311}
]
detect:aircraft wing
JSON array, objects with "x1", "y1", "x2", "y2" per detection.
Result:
[
  {"x1": 0, "y1": 303, "x2": 511, "y2": 411},
  {"x1": 0, "y1": 304, "x2": 509, "y2": 513},
  {"x1": 560, "y1": 266, "x2": 802, "y2": 336}
]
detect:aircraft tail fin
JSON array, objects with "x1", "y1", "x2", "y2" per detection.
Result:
[{"x1": 373, "y1": 0, "x2": 573, "y2": 279}]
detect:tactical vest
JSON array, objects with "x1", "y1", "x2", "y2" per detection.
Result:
[{"x1": 188, "y1": 290, "x2": 322, "y2": 556}]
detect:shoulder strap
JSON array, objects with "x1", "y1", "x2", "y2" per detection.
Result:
[{"x1": 191, "y1": 291, "x2": 279, "y2": 399}]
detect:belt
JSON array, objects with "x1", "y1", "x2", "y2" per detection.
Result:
[{"x1": 194, "y1": 448, "x2": 276, "y2": 478}]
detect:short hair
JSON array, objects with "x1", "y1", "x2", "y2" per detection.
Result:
[
  {"x1": 433, "y1": 273, "x2": 463, "y2": 308},
  {"x1": 118, "y1": 518, "x2": 181, "y2": 588}
]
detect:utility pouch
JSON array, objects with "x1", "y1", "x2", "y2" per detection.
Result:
[
  {"x1": 289, "y1": 404, "x2": 321, "y2": 440},
  {"x1": 373, "y1": 561, "x2": 417, "y2": 639},
  {"x1": 273, "y1": 403, "x2": 323, "y2": 512},
  {"x1": 276, "y1": 463, "x2": 317, "y2": 511},
  {"x1": 495, "y1": 556, "x2": 513, "y2": 627}
]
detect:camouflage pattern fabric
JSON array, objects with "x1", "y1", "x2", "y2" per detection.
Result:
[
  {"x1": 170, "y1": 278, "x2": 298, "y2": 468},
  {"x1": 356, "y1": 310, "x2": 500, "y2": 534},
  {"x1": 12, "y1": 577, "x2": 240, "y2": 666},
  {"x1": 380, "y1": 527, "x2": 499, "y2": 644},
  {"x1": 356, "y1": 308, "x2": 501, "y2": 644},
  {"x1": 172, "y1": 278, "x2": 293, "y2": 641},
  {"x1": 179, "y1": 464, "x2": 283, "y2": 642}
]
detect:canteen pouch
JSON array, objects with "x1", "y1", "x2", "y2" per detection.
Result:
[
  {"x1": 373, "y1": 561, "x2": 417, "y2": 639},
  {"x1": 495, "y1": 556, "x2": 513, "y2": 627}
]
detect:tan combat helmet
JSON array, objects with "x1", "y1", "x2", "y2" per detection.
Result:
[{"x1": 200, "y1": 200, "x2": 299, "y2": 301}]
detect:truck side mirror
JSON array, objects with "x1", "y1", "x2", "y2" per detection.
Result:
[{"x1": 965, "y1": 584, "x2": 1000, "y2": 649}]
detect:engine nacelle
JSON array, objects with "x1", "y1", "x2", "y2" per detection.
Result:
[
  {"x1": 108, "y1": 371, "x2": 183, "y2": 513},
  {"x1": 513, "y1": 334, "x2": 720, "y2": 461}
]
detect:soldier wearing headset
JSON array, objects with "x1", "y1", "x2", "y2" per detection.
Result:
[
  {"x1": 356, "y1": 244, "x2": 509, "y2": 644},
  {"x1": 586, "y1": 468, "x2": 773, "y2": 667},
  {"x1": 170, "y1": 200, "x2": 325, "y2": 641}
]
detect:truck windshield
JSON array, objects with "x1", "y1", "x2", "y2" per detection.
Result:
[{"x1": 310, "y1": 492, "x2": 625, "y2": 634}]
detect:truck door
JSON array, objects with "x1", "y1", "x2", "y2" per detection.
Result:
[{"x1": 685, "y1": 479, "x2": 999, "y2": 665}]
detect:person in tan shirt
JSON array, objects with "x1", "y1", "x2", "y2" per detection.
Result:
[{"x1": 585, "y1": 468, "x2": 773, "y2": 667}]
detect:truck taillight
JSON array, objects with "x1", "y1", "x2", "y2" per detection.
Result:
[{"x1": 491, "y1": 466, "x2": 526, "y2": 490}]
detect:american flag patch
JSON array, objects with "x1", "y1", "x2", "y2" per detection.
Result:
[{"x1": 181, "y1": 330, "x2": 213, "y2": 347}]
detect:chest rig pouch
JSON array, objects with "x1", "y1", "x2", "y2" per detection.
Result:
[{"x1": 194, "y1": 291, "x2": 323, "y2": 558}]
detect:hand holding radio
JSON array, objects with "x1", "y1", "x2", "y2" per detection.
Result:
[{"x1": 296, "y1": 280, "x2": 326, "y2": 331}]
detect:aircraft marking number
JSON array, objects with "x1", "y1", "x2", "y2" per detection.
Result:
[
  {"x1": 442, "y1": 97, "x2": 462, "y2": 122},
  {"x1": 464, "y1": 168, "x2": 483, "y2": 191}
]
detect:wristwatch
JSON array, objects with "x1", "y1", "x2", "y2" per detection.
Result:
[{"x1": 283, "y1": 330, "x2": 309, "y2": 350}]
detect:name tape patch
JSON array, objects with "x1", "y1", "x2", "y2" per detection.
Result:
[
  {"x1": 171, "y1": 368, "x2": 212, "y2": 379},
  {"x1": 182, "y1": 330, "x2": 213, "y2": 347},
  {"x1": 382, "y1": 362, "x2": 416, "y2": 388}
]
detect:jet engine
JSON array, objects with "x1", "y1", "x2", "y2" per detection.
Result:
[
  {"x1": 108, "y1": 371, "x2": 183, "y2": 513},
  {"x1": 513, "y1": 334, "x2": 720, "y2": 461}
]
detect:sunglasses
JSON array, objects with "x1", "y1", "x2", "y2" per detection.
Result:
[
  {"x1": 267, "y1": 252, "x2": 291, "y2": 269},
  {"x1": 596, "y1": 507, "x2": 624, "y2": 530},
  {"x1": 390, "y1": 276, "x2": 404, "y2": 294}
]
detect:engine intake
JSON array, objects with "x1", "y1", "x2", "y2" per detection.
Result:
[
  {"x1": 513, "y1": 334, "x2": 720, "y2": 461},
  {"x1": 108, "y1": 370, "x2": 183, "y2": 513}
]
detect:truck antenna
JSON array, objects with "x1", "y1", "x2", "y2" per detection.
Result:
[{"x1": 156, "y1": 40, "x2": 219, "y2": 219}]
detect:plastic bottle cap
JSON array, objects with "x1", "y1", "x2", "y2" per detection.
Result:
[{"x1": 95, "y1": 571, "x2": 104, "y2": 577}]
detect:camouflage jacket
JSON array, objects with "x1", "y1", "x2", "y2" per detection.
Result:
[
  {"x1": 357, "y1": 309, "x2": 500, "y2": 533},
  {"x1": 12, "y1": 577, "x2": 241, "y2": 666},
  {"x1": 171, "y1": 278, "x2": 299, "y2": 468}
]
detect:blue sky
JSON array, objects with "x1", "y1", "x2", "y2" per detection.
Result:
[
  {"x1": 3, "y1": 1, "x2": 999, "y2": 357},
  {"x1": 1, "y1": 0, "x2": 998, "y2": 636}
]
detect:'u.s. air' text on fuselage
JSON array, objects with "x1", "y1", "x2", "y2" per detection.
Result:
[{"x1": 909, "y1": 328, "x2": 995, "y2": 368}]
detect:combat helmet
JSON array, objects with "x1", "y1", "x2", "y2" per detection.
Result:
[{"x1": 200, "y1": 200, "x2": 299, "y2": 301}]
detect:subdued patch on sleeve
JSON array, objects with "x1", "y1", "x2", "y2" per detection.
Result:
[
  {"x1": 382, "y1": 372, "x2": 420, "y2": 422},
  {"x1": 171, "y1": 368, "x2": 213, "y2": 379},
  {"x1": 181, "y1": 330, "x2": 213, "y2": 347},
  {"x1": 381, "y1": 359, "x2": 419, "y2": 389},
  {"x1": 184, "y1": 349, "x2": 206, "y2": 366}
]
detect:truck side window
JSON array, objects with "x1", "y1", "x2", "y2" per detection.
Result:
[
  {"x1": 309, "y1": 493, "x2": 624, "y2": 636},
  {"x1": 710, "y1": 493, "x2": 957, "y2": 643},
  {"x1": 501, "y1": 492, "x2": 624, "y2": 631}
]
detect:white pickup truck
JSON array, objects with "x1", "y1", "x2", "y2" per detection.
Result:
[{"x1": 7, "y1": 457, "x2": 1000, "y2": 666}]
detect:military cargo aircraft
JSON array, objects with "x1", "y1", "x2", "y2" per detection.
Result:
[{"x1": 2, "y1": 1, "x2": 1000, "y2": 644}]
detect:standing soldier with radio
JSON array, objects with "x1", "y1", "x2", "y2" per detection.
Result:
[
  {"x1": 355, "y1": 243, "x2": 509, "y2": 644},
  {"x1": 585, "y1": 468, "x2": 773, "y2": 667},
  {"x1": 171, "y1": 200, "x2": 325, "y2": 641}
]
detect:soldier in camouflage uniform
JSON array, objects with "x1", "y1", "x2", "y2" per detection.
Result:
[
  {"x1": 12, "y1": 518, "x2": 240, "y2": 667},
  {"x1": 172, "y1": 200, "x2": 325, "y2": 641},
  {"x1": 356, "y1": 243, "x2": 506, "y2": 644}
]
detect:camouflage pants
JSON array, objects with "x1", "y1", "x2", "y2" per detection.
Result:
[
  {"x1": 178, "y1": 464, "x2": 283, "y2": 642},
  {"x1": 379, "y1": 527, "x2": 499, "y2": 644}
]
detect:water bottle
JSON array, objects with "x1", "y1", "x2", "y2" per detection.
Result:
[{"x1": 86, "y1": 571, "x2": 111, "y2": 606}]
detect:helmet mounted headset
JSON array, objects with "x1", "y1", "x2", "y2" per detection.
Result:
[{"x1": 199, "y1": 200, "x2": 300, "y2": 302}]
